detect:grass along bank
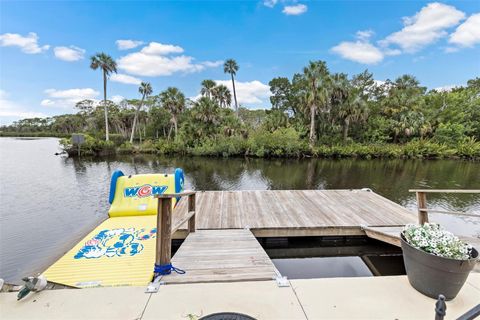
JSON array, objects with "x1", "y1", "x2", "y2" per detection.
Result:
[{"x1": 60, "y1": 131, "x2": 480, "y2": 160}]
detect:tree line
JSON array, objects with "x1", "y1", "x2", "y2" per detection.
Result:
[{"x1": 1, "y1": 55, "x2": 479, "y2": 159}]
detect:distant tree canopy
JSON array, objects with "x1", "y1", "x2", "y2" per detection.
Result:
[{"x1": 2, "y1": 60, "x2": 479, "y2": 157}]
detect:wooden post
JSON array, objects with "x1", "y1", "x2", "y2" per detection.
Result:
[
  {"x1": 155, "y1": 197, "x2": 172, "y2": 271},
  {"x1": 416, "y1": 191, "x2": 429, "y2": 224},
  {"x1": 188, "y1": 193, "x2": 196, "y2": 233}
]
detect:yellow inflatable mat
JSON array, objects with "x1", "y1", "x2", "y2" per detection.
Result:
[{"x1": 44, "y1": 215, "x2": 157, "y2": 288}]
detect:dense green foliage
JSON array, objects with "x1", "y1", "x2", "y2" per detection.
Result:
[{"x1": 1, "y1": 60, "x2": 479, "y2": 159}]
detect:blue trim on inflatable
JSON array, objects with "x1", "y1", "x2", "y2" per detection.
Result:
[
  {"x1": 174, "y1": 168, "x2": 184, "y2": 193},
  {"x1": 174, "y1": 168, "x2": 184, "y2": 203},
  {"x1": 109, "y1": 170, "x2": 124, "y2": 204}
]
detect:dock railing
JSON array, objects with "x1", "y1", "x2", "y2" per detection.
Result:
[
  {"x1": 154, "y1": 191, "x2": 196, "y2": 275},
  {"x1": 408, "y1": 189, "x2": 480, "y2": 224}
]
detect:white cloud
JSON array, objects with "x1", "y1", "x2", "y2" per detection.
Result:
[
  {"x1": 356, "y1": 30, "x2": 374, "y2": 41},
  {"x1": 380, "y1": 2, "x2": 465, "y2": 53},
  {"x1": 140, "y1": 42, "x2": 184, "y2": 55},
  {"x1": 118, "y1": 53, "x2": 203, "y2": 76},
  {"x1": 116, "y1": 39, "x2": 144, "y2": 50},
  {"x1": 40, "y1": 99, "x2": 55, "y2": 107},
  {"x1": 263, "y1": 0, "x2": 278, "y2": 8},
  {"x1": 282, "y1": 4, "x2": 307, "y2": 16},
  {"x1": 214, "y1": 80, "x2": 270, "y2": 105},
  {"x1": 110, "y1": 73, "x2": 142, "y2": 85},
  {"x1": 373, "y1": 80, "x2": 386, "y2": 87},
  {"x1": 383, "y1": 48, "x2": 402, "y2": 56},
  {"x1": 332, "y1": 29, "x2": 386, "y2": 64},
  {"x1": 0, "y1": 32, "x2": 49, "y2": 54},
  {"x1": 332, "y1": 3, "x2": 470, "y2": 64},
  {"x1": 201, "y1": 60, "x2": 224, "y2": 68},
  {"x1": 191, "y1": 80, "x2": 270, "y2": 105},
  {"x1": 434, "y1": 84, "x2": 460, "y2": 92},
  {"x1": 54, "y1": 46, "x2": 85, "y2": 61},
  {"x1": 110, "y1": 95, "x2": 125, "y2": 104},
  {"x1": 42, "y1": 88, "x2": 99, "y2": 108},
  {"x1": 449, "y1": 13, "x2": 480, "y2": 48},
  {"x1": 0, "y1": 90, "x2": 47, "y2": 124},
  {"x1": 117, "y1": 42, "x2": 220, "y2": 77},
  {"x1": 331, "y1": 40, "x2": 384, "y2": 64}
]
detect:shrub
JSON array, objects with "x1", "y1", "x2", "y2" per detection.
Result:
[
  {"x1": 402, "y1": 140, "x2": 453, "y2": 159},
  {"x1": 456, "y1": 137, "x2": 480, "y2": 159},
  {"x1": 247, "y1": 128, "x2": 307, "y2": 157},
  {"x1": 434, "y1": 123, "x2": 469, "y2": 145},
  {"x1": 60, "y1": 134, "x2": 115, "y2": 156}
]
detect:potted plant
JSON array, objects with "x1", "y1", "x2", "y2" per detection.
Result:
[{"x1": 401, "y1": 223, "x2": 478, "y2": 300}]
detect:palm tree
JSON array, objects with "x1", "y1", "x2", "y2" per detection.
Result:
[
  {"x1": 212, "y1": 84, "x2": 232, "y2": 108},
  {"x1": 193, "y1": 97, "x2": 221, "y2": 125},
  {"x1": 302, "y1": 61, "x2": 330, "y2": 147},
  {"x1": 159, "y1": 87, "x2": 185, "y2": 140},
  {"x1": 223, "y1": 59, "x2": 239, "y2": 114},
  {"x1": 200, "y1": 80, "x2": 216, "y2": 99},
  {"x1": 337, "y1": 93, "x2": 368, "y2": 141},
  {"x1": 130, "y1": 82, "x2": 152, "y2": 143},
  {"x1": 330, "y1": 73, "x2": 350, "y2": 108},
  {"x1": 90, "y1": 53, "x2": 117, "y2": 141}
]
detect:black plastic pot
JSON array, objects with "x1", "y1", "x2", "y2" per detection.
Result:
[{"x1": 400, "y1": 233, "x2": 478, "y2": 300}]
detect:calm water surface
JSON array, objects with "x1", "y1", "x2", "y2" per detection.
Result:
[{"x1": 1, "y1": 137, "x2": 479, "y2": 283}]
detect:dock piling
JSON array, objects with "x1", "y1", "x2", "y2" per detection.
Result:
[
  {"x1": 154, "y1": 191, "x2": 197, "y2": 277},
  {"x1": 188, "y1": 193, "x2": 196, "y2": 233},
  {"x1": 416, "y1": 191, "x2": 429, "y2": 224},
  {"x1": 156, "y1": 197, "x2": 173, "y2": 270}
]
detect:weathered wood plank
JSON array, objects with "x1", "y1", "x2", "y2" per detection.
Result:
[
  {"x1": 173, "y1": 190, "x2": 417, "y2": 238},
  {"x1": 362, "y1": 226, "x2": 403, "y2": 247}
]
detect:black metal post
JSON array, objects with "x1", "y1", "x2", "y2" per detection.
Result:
[{"x1": 435, "y1": 295, "x2": 447, "y2": 320}]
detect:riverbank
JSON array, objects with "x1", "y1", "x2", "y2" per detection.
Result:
[{"x1": 59, "y1": 134, "x2": 480, "y2": 160}]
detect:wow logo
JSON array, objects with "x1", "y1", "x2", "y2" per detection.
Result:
[{"x1": 124, "y1": 184, "x2": 167, "y2": 198}]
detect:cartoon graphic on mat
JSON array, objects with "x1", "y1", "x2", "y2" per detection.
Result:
[{"x1": 74, "y1": 227, "x2": 156, "y2": 259}]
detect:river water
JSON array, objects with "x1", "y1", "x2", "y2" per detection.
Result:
[{"x1": 1, "y1": 137, "x2": 479, "y2": 284}]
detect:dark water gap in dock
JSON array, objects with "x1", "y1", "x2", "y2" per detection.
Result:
[{"x1": 258, "y1": 235, "x2": 406, "y2": 279}]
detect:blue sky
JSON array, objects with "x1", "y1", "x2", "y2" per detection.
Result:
[{"x1": 1, "y1": 0, "x2": 479, "y2": 124}]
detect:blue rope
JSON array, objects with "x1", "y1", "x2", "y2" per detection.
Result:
[{"x1": 154, "y1": 263, "x2": 186, "y2": 275}]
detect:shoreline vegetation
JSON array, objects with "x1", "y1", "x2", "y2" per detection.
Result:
[
  {"x1": 0, "y1": 132, "x2": 478, "y2": 160},
  {"x1": 1, "y1": 59, "x2": 479, "y2": 160}
]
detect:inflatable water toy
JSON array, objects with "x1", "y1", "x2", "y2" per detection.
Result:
[{"x1": 43, "y1": 169, "x2": 184, "y2": 288}]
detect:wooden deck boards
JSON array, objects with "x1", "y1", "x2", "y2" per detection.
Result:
[
  {"x1": 160, "y1": 229, "x2": 279, "y2": 284},
  {"x1": 173, "y1": 190, "x2": 416, "y2": 237}
]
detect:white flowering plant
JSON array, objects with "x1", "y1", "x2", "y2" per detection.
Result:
[{"x1": 403, "y1": 223, "x2": 473, "y2": 260}]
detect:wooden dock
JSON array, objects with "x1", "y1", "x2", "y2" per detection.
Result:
[
  {"x1": 42, "y1": 189, "x2": 478, "y2": 288},
  {"x1": 173, "y1": 189, "x2": 416, "y2": 237},
  {"x1": 161, "y1": 229, "x2": 280, "y2": 284}
]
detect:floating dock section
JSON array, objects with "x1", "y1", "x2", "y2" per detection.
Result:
[{"x1": 161, "y1": 229, "x2": 280, "y2": 284}]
